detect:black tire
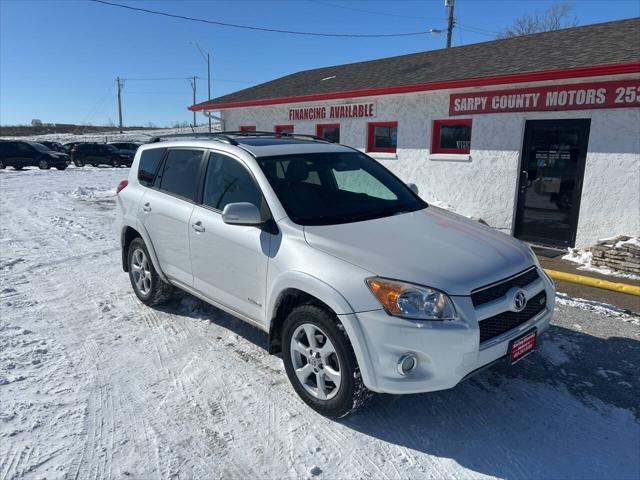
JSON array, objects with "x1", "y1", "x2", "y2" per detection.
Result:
[
  {"x1": 73, "y1": 159, "x2": 84, "y2": 167},
  {"x1": 38, "y1": 160, "x2": 50, "y2": 170},
  {"x1": 111, "y1": 157, "x2": 119, "y2": 168},
  {"x1": 91, "y1": 163, "x2": 98, "y2": 167},
  {"x1": 56, "y1": 165, "x2": 68, "y2": 171},
  {"x1": 13, "y1": 166, "x2": 23, "y2": 170},
  {"x1": 0, "y1": 160, "x2": 5, "y2": 169},
  {"x1": 282, "y1": 304, "x2": 371, "y2": 418},
  {"x1": 127, "y1": 237, "x2": 173, "y2": 306}
]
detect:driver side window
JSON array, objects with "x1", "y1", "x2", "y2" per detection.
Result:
[{"x1": 202, "y1": 152, "x2": 263, "y2": 211}]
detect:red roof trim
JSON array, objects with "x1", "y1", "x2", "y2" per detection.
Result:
[{"x1": 189, "y1": 62, "x2": 640, "y2": 111}]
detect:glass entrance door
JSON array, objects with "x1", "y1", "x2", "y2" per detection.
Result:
[{"x1": 514, "y1": 119, "x2": 590, "y2": 247}]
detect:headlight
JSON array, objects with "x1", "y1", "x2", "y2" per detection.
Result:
[{"x1": 366, "y1": 277, "x2": 456, "y2": 320}]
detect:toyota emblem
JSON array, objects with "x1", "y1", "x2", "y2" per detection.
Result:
[{"x1": 513, "y1": 290, "x2": 527, "y2": 312}]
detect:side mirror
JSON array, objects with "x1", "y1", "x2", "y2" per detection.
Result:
[
  {"x1": 407, "y1": 183, "x2": 419, "y2": 195},
  {"x1": 222, "y1": 202, "x2": 263, "y2": 227}
]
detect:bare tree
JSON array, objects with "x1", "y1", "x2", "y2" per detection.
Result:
[{"x1": 498, "y1": 2, "x2": 579, "y2": 38}]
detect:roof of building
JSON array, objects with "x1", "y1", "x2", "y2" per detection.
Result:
[{"x1": 191, "y1": 18, "x2": 640, "y2": 111}]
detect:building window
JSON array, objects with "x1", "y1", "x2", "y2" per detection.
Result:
[
  {"x1": 275, "y1": 124, "x2": 294, "y2": 135},
  {"x1": 367, "y1": 122, "x2": 398, "y2": 153},
  {"x1": 239, "y1": 125, "x2": 256, "y2": 132},
  {"x1": 432, "y1": 119, "x2": 472, "y2": 154},
  {"x1": 316, "y1": 123, "x2": 340, "y2": 143}
]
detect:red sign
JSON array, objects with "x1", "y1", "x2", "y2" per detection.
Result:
[
  {"x1": 449, "y1": 78, "x2": 640, "y2": 116},
  {"x1": 289, "y1": 102, "x2": 374, "y2": 121}
]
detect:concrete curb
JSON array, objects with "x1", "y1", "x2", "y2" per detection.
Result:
[{"x1": 544, "y1": 269, "x2": 640, "y2": 297}]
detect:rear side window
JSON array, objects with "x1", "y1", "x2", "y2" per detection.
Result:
[
  {"x1": 157, "y1": 149, "x2": 203, "y2": 201},
  {"x1": 138, "y1": 148, "x2": 165, "y2": 187},
  {"x1": 202, "y1": 152, "x2": 262, "y2": 211}
]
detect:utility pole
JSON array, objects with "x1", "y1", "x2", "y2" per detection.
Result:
[
  {"x1": 191, "y1": 41, "x2": 212, "y2": 133},
  {"x1": 445, "y1": 0, "x2": 455, "y2": 49},
  {"x1": 206, "y1": 53, "x2": 211, "y2": 133},
  {"x1": 190, "y1": 76, "x2": 197, "y2": 127},
  {"x1": 116, "y1": 77, "x2": 123, "y2": 133}
]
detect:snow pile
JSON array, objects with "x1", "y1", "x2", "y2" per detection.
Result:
[
  {"x1": 70, "y1": 186, "x2": 116, "y2": 201},
  {"x1": 563, "y1": 236, "x2": 640, "y2": 280},
  {"x1": 555, "y1": 293, "x2": 640, "y2": 325},
  {"x1": 7, "y1": 125, "x2": 219, "y2": 145}
]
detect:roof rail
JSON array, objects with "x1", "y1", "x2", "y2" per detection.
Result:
[
  {"x1": 148, "y1": 132, "x2": 239, "y2": 145},
  {"x1": 218, "y1": 130, "x2": 330, "y2": 143},
  {"x1": 148, "y1": 131, "x2": 330, "y2": 145}
]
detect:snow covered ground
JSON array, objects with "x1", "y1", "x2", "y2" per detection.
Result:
[{"x1": 1, "y1": 166, "x2": 639, "y2": 480}]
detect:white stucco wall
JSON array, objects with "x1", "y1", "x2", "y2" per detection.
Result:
[{"x1": 217, "y1": 75, "x2": 640, "y2": 248}]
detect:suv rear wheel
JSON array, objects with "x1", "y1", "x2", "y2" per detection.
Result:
[
  {"x1": 283, "y1": 305, "x2": 371, "y2": 417},
  {"x1": 127, "y1": 238, "x2": 173, "y2": 306}
]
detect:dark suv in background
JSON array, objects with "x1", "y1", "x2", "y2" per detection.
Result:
[
  {"x1": 39, "y1": 141, "x2": 66, "y2": 152},
  {"x1": 0, "y1": 140, "x2": 70, "y2": 170},
  {"x1": 71, "y1": 143, "x2": 133, "y2": 167},
  {"x1": 108, "y1": 142, "x2": 142, "y2": 158}
]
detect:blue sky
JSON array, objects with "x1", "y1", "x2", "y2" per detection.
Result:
[{"x1": 1, "y1": 0, "x2": 638, "y2": 127}]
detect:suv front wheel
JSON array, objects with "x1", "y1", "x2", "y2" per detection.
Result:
[
  {"x1": 127, "y1": 238, "x2": 173, "y2": 306},
  {"x1": 283, "y1": 305, "x2": 371, "y2": 417}
]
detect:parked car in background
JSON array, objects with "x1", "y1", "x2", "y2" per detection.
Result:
[
  {"x1": 71, "y1": 143, "x2": 133, "y2": 167},
  {"x1": 108, "y1": 142, "x2": 142, "y2": 158},
  {"x1": 0, "y1": 140, "x2": 70, "y2": 170},
  {"x1": 39, "y1": 141, "x2": 66, "y2": 152},
  {"x1": 63, "y1": 141, "x2": 86, "y2": 161}
]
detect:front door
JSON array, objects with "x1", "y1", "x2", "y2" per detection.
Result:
[
  {"x1": 190, "y1": 151, "x2": 270, "y2": 324},
  {"x1": 514, "y1": 119, "x2": 590, "y2": 247}
]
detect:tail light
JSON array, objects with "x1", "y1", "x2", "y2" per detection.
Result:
[{"x1": 116, "y1": 180, "x2": 128, "y2": 194}]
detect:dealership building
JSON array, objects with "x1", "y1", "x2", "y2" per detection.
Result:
[{"x1": 190, "y1": 18, "x2": 640, "y2": 248}]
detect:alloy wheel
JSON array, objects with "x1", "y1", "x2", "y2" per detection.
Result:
[
  {"x1": 290, "y1": 323, "x2": 342, "y2": 400},
  {"x1": 130, "y1": 248, "x2": 152, "y2": 296}
]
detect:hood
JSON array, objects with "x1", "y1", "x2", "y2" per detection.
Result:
[{"x1": 303, "y1": 206, "x2": 535, "y2": 296}]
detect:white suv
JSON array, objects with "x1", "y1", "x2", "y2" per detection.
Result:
[{"x1": 116, "y1": 132, "x2": 555, "y2": 417}]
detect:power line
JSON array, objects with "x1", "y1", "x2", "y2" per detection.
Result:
[
  {"x1": 311, "y1": 0, "x2": 445, "y2": 21},
  {"x1": 90, "y1": 0, "x2": 432, "y2": 38},
  {"x1": 456, "y1": 25, "x2": 498, "y2": 37},
  {"x1": 121, "y1": 76, "x2": 194, "y2": 81},
  {"x1": 456, "y1": 22, "x2": 500, "y2": 36}
]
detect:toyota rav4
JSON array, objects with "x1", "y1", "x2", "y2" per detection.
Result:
[{"x1": 115, "y1": 132, "x2": 555, "y2": 417}]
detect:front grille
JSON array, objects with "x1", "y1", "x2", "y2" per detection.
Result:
[
  {"x1": 471, "y1": 268, "x2": 540, "y2": 307},
  {"x1": 479, "y1": 291, "x2": 546, "y2": 343}
]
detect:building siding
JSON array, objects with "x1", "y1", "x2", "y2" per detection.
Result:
[{"x1": 220, "y1": 75, "x2": 640, "y2": 248}]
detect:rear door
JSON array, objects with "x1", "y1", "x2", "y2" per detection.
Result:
[
  {"x1": 189, "y1": 151, "x2": 270, "y2": 323},
  {"x1": 14, "y1": 142, "x2": 35, "y2": 167},
  {"x1": 140, "y1": 148, "x2": 205, "y2": 287}
]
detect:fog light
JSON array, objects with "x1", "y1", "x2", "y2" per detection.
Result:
[{"x1": 397, "y1": 353, "x2": 418, "y2": 376}]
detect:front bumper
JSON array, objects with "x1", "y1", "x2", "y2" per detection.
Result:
[{"x1": 339, "y1": 269, "x2": 555, "y2": 394}]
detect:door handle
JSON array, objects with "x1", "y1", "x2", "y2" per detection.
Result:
[
  {"x1": 192, "y1": 221, "x2": 205, "y2": 233},
  {"x1": 142, "y1": 202, "x2": 151, "y2": 212},
  {"x1": 520, "y1": 171, "x2": 529, "y2": 191}
]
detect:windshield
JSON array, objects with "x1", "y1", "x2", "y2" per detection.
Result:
[
  {"x1": 257, "y1": 151, "x2": 426, "y2": 226},
  {"x1": 30, "y1": 142, "x2": 51, "y2": 152}
]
